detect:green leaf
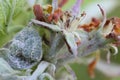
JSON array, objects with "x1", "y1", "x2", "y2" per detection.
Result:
[
  {"x1": 0, "y1": 0, "x2": 26, "y2": 33},
  {"x1": 0, "y1": 0, "x2": 10, "y2": 32},
  {"x1": 13, "y1": 0, "x2": 26, "y2": 19}
]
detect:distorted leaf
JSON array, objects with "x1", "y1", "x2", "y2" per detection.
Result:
[{"x1": 8, "y1": 27, "x2": 42, "y2": 70}]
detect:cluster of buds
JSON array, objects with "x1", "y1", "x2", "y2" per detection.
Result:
[{"x1": 31, "y1": 0, "x2": 120, "y2": 79}]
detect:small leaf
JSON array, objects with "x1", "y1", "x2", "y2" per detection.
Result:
[{"x1": 64, "y1": 31, "x2": 78, "y2": 56}]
